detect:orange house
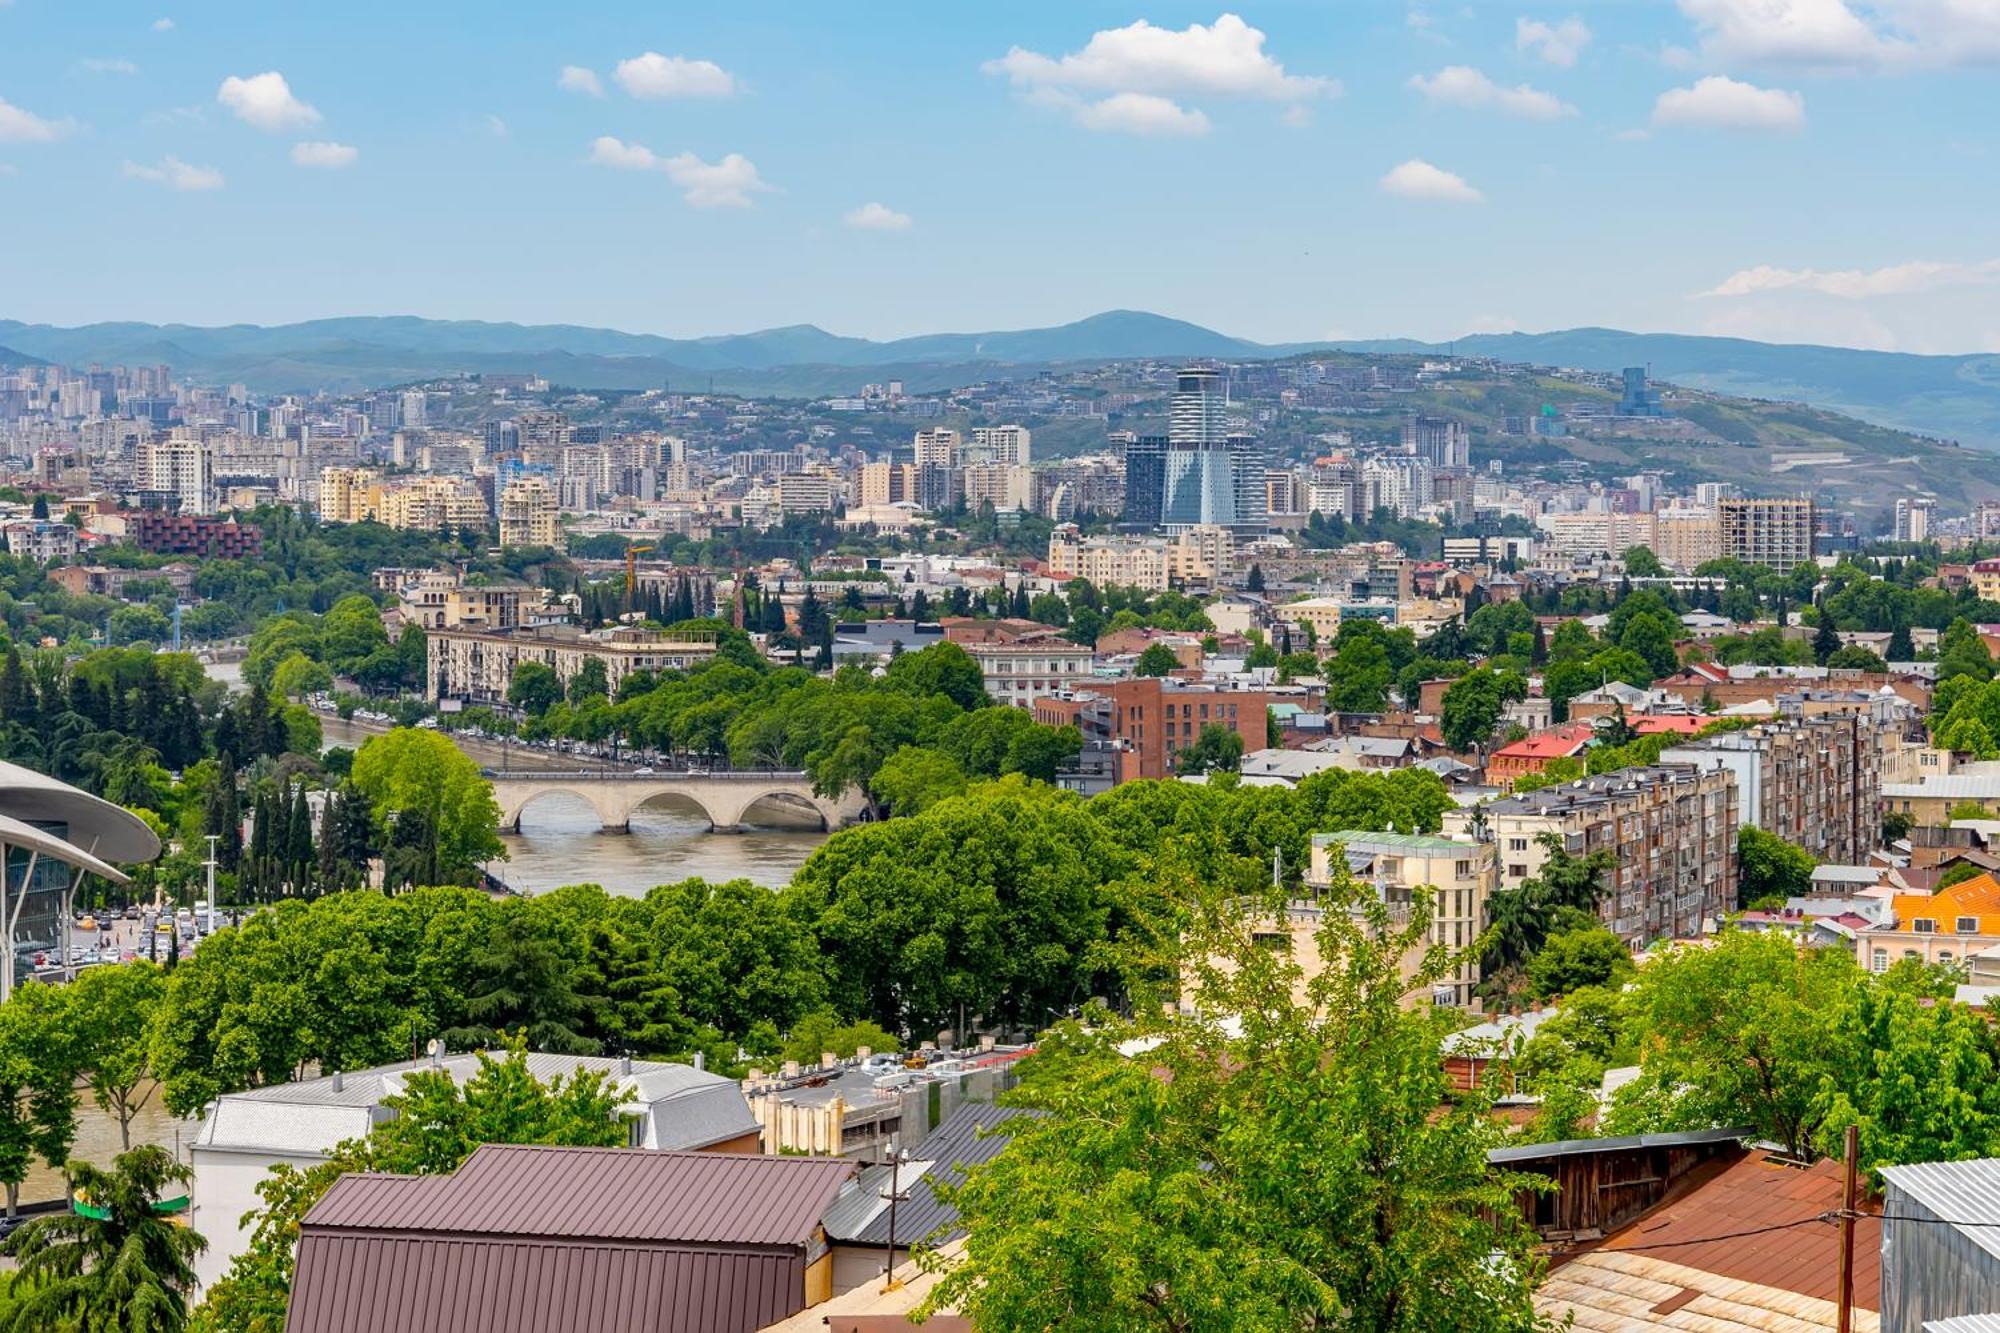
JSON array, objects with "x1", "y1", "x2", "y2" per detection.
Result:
[
  {"x1": 1486, "y1": 723, "x2": 1596, "y2": 784},
  {"x1": 1858, "y1": 872, "x2": 2000, "y2": 974}
]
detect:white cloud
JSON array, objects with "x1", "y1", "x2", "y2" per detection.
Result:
[
  {"x1": 844, "y1": 201, "x2": 912, "y2": 231},
  {"x1": 1409, "y1": 65, "x2": 1575, "y2": 119},
  {"x1": 1379, "y1": 158, "x2": 1483, "y2": 203},
  {"x1": 1676, "y1": 0, "x2": 2000, "y2": 67},
  {"x1": 558, "y1": 65, "x2": 603, "y2": 97},
  {"x1": 1073, "y1": 91, "x2": 1211, "y2": 135},
  {"x1": 290, "y1": 140, "x2": 357, "y2": 169},
  {"x1": 1652, "y1": 75, "x2": 1804, "y2": 130},
  {"x1": 122, "y1": 155, "x2": 223, "y2": 191},
  {"x1": 613, "y1": 52, "x2": 735, "y2": 99},
  {"x1": 1516, "y1": 16, "x2": 1592, "y2": 66},
  {"x1": 0, "y1": 97, "x2": 72, "y2": 144},
  {"x1": 587, "y1": 137, "x2": 771, "y2": 207},
  {"x1": 217, "y1": 71, "x2": 320, "y2": 132},
  {"x1": 1279, "y1": 104, "x2": 1313, "y2": 128},
  {"x1": 151, "y1": 17, "x2": 174, "y2": 31},
  {"x1": 986, "y1": 14, "x2": 1339, "y2": 110},
  {"x1": 1699, "y1": 258, "x2": 2000, "y2": 298},
  {"x1": 80, "y1": 58, "x2": 139, "y2": 75}
]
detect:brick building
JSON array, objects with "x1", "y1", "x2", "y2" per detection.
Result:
[
  {"x1": 126, "y1": 511, "x2": 262, "y2": 558},
  {"x1": 1038, "y1": 678, "x2": 1270, "y2": 782}
]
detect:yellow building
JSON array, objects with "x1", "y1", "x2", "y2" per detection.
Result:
[
  {"x1": 375, "y1": 476, "x2": 489, "y2": 534},
  {"x1": 498, "y1": 476, "x2": 561, "y2": 548},
  {"x1": 318, "y1": 467, "x2": 383, "y2": 524}
]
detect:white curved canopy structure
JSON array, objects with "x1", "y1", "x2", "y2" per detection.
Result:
[
  {"x1": 0, "y1": 758, "x2": 162, "y2": 862},
  {"x1": 0, "y1": 812, "x2": 134, "y2": 887}
]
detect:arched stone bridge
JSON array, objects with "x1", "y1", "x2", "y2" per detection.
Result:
[{"x1": 484, "y1": 769, "x2": 868, "y2": 834}]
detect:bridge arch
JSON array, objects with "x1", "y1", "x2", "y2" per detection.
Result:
[
  {"x1": 488, "y1": 771, "x2": 867, "y2": 835},
  {"x1": 496, "y1": 784, "x2": 629, "y2": 832}
]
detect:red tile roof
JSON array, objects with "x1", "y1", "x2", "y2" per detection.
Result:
[{"x1": 1494, "y1": 723, "x2": 1596, "y2": 761}]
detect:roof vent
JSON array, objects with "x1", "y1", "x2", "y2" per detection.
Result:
[
  {"x1": 618, "y1": 1053, "x2": 632, "y2": 1076},
  {"x1": 332, "y1": 1070, "x2": 344, "y2": 1093}
]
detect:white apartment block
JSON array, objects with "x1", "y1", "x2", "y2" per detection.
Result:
[
  {"x1": 498, "y1": 476, "x2": 561, "y2": 548},
  {"x1": 968, "y1": 637, "x2": 1095, "y2": 708},
  {"x1": 968, "y1": 425, "x2": 1031, "y2": 466}
]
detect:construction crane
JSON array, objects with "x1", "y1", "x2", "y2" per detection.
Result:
[{"x1": 624, "y1": 543, "x2": 656, "y2": 610}]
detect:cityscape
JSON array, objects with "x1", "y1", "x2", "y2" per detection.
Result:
[{"x1": 6, "y1": 2, "x2": 2000, "y2": 1331}]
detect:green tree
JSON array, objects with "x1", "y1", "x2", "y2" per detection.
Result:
[
  {"x1": 1621, "y1": 545, "x2": 1665, "y2": 577},
  {"x1": 1527, "y1": 928, "x2": 1633, "y2": 1000},
  {"x1": 1617, "y1": 611, "x2": 1681, "y2": 678},
  {"x1": 917, "y1": 856, "x2": 1547, "y2": 1331},
  {"x1": 779, "y1": 1009, "x2": 900, "y2": 1067},
  {"x1": 70, "y1": 962, "x2": 167, "y2": 1150},
  {"x1": 1604, "y1": 930, "x2": 1855, "y2": 1159},
  {"x1": 267, "y1": 651, "x2": 332, "y2": 700},
  {"x1": 0, "y1": 981, "x2": 79, "y2": 1217},
  {"x1": 1439, "y1": 667, "x2": 1525, "y2": 752},
  {"x1": 505, "y1": 661, "x2": 563, "y2": 717},
  {"x1": 1826, "y1": 644, "x2": 1888, "y2": 672},
  {"x1": 1736, "y1": 825, "x2": 1816, "y2": 909},
  {"x1": 566, "y1": 656, "x2": 609, "y2": 705},
  {"x1": 865, "y1": 746, "x2": 969, "y2": 817},
  {"x1": 882, "y1": 642, "x2": 988, "y2": 710},
  {"x1": 1133, "y1": 642, "x2": 1179, "y2": 677},
  {"x1": 1939, "y1": 618, "x2": 1994, "y2": 683},
  {"x1": 1176, "y1": 723, "x2": 1245, "y2": 776},
  {"x1": 1815, "y1": 979, "x2": 2000, "y2": 1177},
  {"x1": 3, "y1": 1145, "x2": 203, "y2": 1333},
  {"x1": 350, "y1": 727, "x2": 505, "y2": 881}
]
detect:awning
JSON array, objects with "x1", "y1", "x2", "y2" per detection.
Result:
[{"x1": 0, "y1": 811, "x2": 137, "y2": 886}]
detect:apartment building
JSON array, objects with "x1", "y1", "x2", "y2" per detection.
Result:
[
  {"x1": 1045, "y1": 523, "x2": 1233, "y2": 592},
  {"x1": 967, "y1": 635, "x2": 1095, "y2": 708},
  {"x1": 138, "y1": 436, "x2": 215, "y2": 516},
  {"x1": 967, "y1": 424, "x2": 1031, "y2": 466},
  {"x1": 1306, "y1": 830, "x2": 1496, "y2": 1008},
  {"x1": 426, "y1": 624, "x2": 719, "y2": 706},
  {"x1": 1071, "y1": 677, "x2": 1270, "y2": 781},
  {"x1": 1719, "y1": 497, "x2": 1814, "y2": 569},
  {"x1": 318, "y1": 467, "x2": 382, "y2": 523},
  {"x1": 856, "y1": 461, "x2": 917, "y2": 507},
  {"x1": 1858, "y1": 872, "x2": 2000, "y2": 974},
  {"x1": 1449, "y1": 765, "x2": 1737, "y2": 946},
  {"x1": 1658, "y1": 713, "x2": 1885, "y2": 868},
  {"x1": 775, "y1": 470, "x2": 840, "y2": 514},
  {"x1": 126, "y1": 511, "x2": 262, "y2": 558},
  {"x1": 1537, "y1": 510, "x2": 1656, "y2": 560},
  {"x1": 911, "y1": 428, "x2": 960, "y2": 468},
  {"x1": 1653, "y1": 507, "x2": 1722, "y2": 571},
  {"x1": 961, "y1": 463, "x2": 1035, "y2": 513},
  {"x1": 497, "y1": 476, "x2": 560, "y2": 548},
  {"x1": 376, "y1": 476, "x2": 489, "y2": 534}
]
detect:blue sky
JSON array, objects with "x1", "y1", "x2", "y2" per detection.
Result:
[{"x1": 0, "y1": 1, "x2": 1995, "y2": 352}]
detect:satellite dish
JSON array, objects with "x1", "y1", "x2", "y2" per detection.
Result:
[{"x1": 425, "y1": 1038, "x2": 443, "y2": 1059}]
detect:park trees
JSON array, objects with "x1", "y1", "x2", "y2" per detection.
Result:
[
  {"x1": 1133, "y1": 642, "x2": 1179, "y2": 677},
  {"x1": 69, "y1": 962, "x2": 167, "y2": 1151},
  {"x1": 1439, "y1": 666, "x2": 1527, "y2": 752},
  {"x1": 1175, "y1": 722, "x2": 1244, "y2": 776}
]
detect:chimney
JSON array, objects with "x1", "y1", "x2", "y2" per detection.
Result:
[
  {"x1": 692, "y1": 1051, "x2": 704, "y2": 1071},
  {"x1": 332, "y1": 1070, "x2": 344, "y2": 1093},
  {"x1": 980, "y1": 1035, "x2": 996, "y2": 1052},
  {"x1": 618, "y1": 1053, "x2": 632, "y2": 1076},
  {"x1": 782, "y1": 1060, "x2": 800, "y2": 1078},
  {"x1": 821, "y1": 1051, "x2": 837, "y2": 1070},
  {"x1": 854, "y1": 1045, "x2": 872, "y2": 1062}
]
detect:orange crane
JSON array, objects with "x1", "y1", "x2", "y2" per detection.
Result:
[{"x1": 624, "y1": 543, "x2": 656, "y2": 610}]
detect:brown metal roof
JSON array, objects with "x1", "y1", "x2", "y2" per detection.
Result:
[
  {"x1": 289, "y1": 1232, "x2": 805, "y2": 1333},
  {"x1": 306, "y1": 1145, "x2": 858, "y2": 1247},
  {"x1": 1592, "y1": 1149, "x2": 1881, "y2": 1311}
]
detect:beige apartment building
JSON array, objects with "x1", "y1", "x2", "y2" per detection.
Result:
[
  {"x1": 1719, "y1": 497, "x2": 1814, "y2": 569},
  {"x1": 1046, "y1": 524, "x2": 1233, "y2": 592},
  {"x1": 967, "y1": 424, "x2": 1031, "y2": 466},
  {"x1": 427, "y1": 624, "x2": 719, "y2": 706},
  {"x1": 1448, "y1": 765, "x2": 1737, "y2": 946},
  {"x1": 1658, "y1": 712, "x2": 1886, "y2": 869},
  {"x1": 856, "y1": 462, "x2": 917, "y2": 507},
  {"x1": 1306, "y1": 830, "x2": 1497, "y2": 1008},
  {"x1": 497, "y1": 476, "x2": 561, "y2": 548},
  {"x1": 318, "y1": 468, "x2": 488, "y2": 534},
  {"x1": 318, "y1": 467, "x2": 382, "y2": 524},
  {"x1": 775, "y1": 470, "x2": 840, "y2": 515},
  {"x1": 961, "y1": 464, "x2": 1035, "y2": 513},
  {"x1": 1653, "y1": 506, "x2": 1722, "y2": 571}
]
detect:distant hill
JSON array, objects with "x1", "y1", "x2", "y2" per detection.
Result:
[
  {"x1": 0, "y1": 345, "x2": 45, "y2": 368},
  {"x1": 3, "y1": 312, "x2": 1998, "y2": 446}
]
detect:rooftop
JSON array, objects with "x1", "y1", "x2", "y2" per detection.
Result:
[{"x1": 1311, "y1": 829, "x2": 1476, "y2": 855}]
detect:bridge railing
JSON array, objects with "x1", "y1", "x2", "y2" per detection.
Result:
[{"x1": 484, "y1": 769, "x2": 812, "y2": 782}]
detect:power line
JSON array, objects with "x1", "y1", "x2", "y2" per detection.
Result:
[{"x1": 1552, "y1": 1208, "x2": 2000, "y2": 1260}]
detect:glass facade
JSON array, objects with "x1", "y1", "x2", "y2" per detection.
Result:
[{"x1": 6, "y1": 823, "x2": 74, "y2": 973}]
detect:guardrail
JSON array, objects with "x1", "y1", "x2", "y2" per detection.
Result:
[{"x1": 482, "y1": 769, "x2": 812, "y2": 782}]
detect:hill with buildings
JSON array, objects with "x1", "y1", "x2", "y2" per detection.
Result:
[{"x1": 5, "y1": 312, "x2": 1999, "y2": 449}]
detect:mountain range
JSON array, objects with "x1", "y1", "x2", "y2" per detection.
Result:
[{"x1": 2, "y1": 311, "x2": 1997, "y2": 447}]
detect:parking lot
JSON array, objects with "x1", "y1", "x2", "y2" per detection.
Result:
[{"x1": 19, "y1": 904, "x2": 232, "y2": 980}]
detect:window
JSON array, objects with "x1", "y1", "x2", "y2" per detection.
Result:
[
  {"x1": 1507, "y1": 838, "x2": 1528, "y2": 852},
  {"x1": 1914, "y1": 918, "x2": 1938, "y2": 934},
  {"x1": 1871, "y1": 948, "x2": 1888, "y2": 973},
  {"x1": 1455, "y1": 860, "x2": 1473, "y2": 879},
  {"x1": 1508, "y1": 864, "x2": 1528, "y2": 878},
  {"x1": 1960, "y1": 917, "x2": 1981, "y2": 935}
]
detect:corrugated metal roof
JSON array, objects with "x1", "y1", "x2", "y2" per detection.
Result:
[
  {"x1": 843, "y1": 1103, "x2": 1036, "y2": 1248},
  {"x1": 288, "y1": 1231, "x2": 804, "y2": 1333},
  {"x1": 819, "y1": 1161, "x2": 935, "y2": 1242},
  {"x1": 193, "y1": 1099, "x2": 375, "y2": 1155},
  {"x1": 1486, "y1": 1127, "x2": 1751, "y2": 1164},
  {"x1": 1926, "y1": 1317, "x2": 2000, "y2": 1333},
  {"x1": 305, "y1": 1144, "x2": 857, "y2": 1248},
  {"x1": 1882, "y1": 1159, "x2": 2000, "y2": 1263}
]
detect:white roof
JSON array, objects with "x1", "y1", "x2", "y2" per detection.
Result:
[
  {"x1": 0, "y1": 759, "x2": 161, "y2": 862},
  {"x1": 0, "y1": 812, "x2": 133, "y2": 886},
  {"x1": 1885, "y1": 776, "x2": 2000, "y2": 800}
]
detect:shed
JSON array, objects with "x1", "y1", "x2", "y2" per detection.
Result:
[
  {"x1": 1490, "y1": 1128, "x2": 1751, "y2": 1240},
  {"x1": 1881, "y1": 1159, "x2": 2000, "y2": 1333},
  {"x1": 286, "y1": 1144, "x2": 858, "y2": 1333}
]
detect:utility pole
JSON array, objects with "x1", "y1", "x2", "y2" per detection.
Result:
[
  {"x1": 880, "y1": 1148, "x2": 911, "y2": 1293},
  {"x1": 1837, "y1": 1122, "x2": 1858, "y2": 1333},
  {"x1": 203, "y1": 834, "x2": 218, "y2": 936}
]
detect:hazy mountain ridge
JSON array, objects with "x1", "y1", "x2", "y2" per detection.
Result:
[{"x1": 3, "y1": 312, "x2": 1997, "y2": 446}]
